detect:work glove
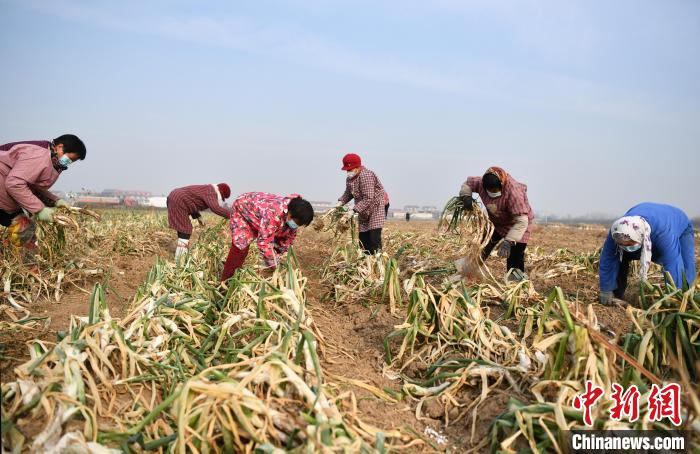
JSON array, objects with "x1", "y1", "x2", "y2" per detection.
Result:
[
  {"x1": 36, "y1": 207, "x2": 55, "y2": 223},
  {"x1": 55, "y1": 199, "x2": 70, "y2": 208},
  {"x1": 498, "y1": 240, "x2": 512, "y2": 258},
  {"x1": 599, "y1": 291, "x2": 613, "y2": 306},
  {"x1": 340, "y1": 210, "x2": 354, "y2": 224},
  {"x1": 460, "y1": 195, "x2": 474, "y2": 211},
  {"x1": 335, "y1": 201, "x2": 344, "y2": 208}
]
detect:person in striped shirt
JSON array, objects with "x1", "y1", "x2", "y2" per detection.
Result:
[
  {"x1": 458, "y1": 166, "x2": 534, "y2": 280},
  {"x1": 166, "y1": 183, "x2": 232, "y2": 260},
  {"x1": 337, "y1": 153, "x2": 389, "y2": 254}
]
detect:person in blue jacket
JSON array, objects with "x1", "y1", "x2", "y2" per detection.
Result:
[{"x1": 599, "y1": 203, "x2": 696, "y2": 305}]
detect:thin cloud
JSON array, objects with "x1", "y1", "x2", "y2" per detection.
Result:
[
  {"x1": 7, "y1": 0, "x2": 696, "y2": 126},
  {"x1": 12, "y1": 0, "x2": 473, "y2": 96}
]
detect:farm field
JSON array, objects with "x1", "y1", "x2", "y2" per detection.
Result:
[{"x1": 1, "y1": 209, "x2": 699, "y2": 453}]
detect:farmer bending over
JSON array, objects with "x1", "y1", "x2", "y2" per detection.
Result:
[
  {"x1": 457, "y1": 166, "x2": 534, "y2": 281},
  {"x1": 337, "y1": 153, "x2": 389, "y2": 254},
  {"x1": 220, "y1": 192, "x2": 314, "y2": 281},
  {"x1": 167, "y1": 183, "x2": 232, "y2": 260},
  {"x1": 0, "y1": 135, "x2": 86, "y2": 227},
  {"x1": 599, "y1": 202, "x2": 696, "y2": 306}
]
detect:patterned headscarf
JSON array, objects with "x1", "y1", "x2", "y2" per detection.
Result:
[
  {"x1": 610, "y1": 216, "x2": 652, "y2": 281},
  {"x1": 484, "y1": 166, "x2": 509, "y2": 188}
]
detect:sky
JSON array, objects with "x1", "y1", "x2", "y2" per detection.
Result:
[{"x1": 1, "y1": 0, "x2": 699, "y2": 217}]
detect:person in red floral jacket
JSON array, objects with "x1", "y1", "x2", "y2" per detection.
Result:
[
  {"x1": 337, "y1": 153, "x2": 388, "y2": 254},
  {"x1": 221, "y1": 192, "x2": 314, "y2": 282}
]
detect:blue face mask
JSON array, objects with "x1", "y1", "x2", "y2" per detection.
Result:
[
  {"x1": 621, "y1": 243, "x2": 641, "y2": 253},
  {"x1": 286, "y1": 219, "x2": 299, "y2": 229},
  {"x1": 58, "y1": 155, "x2": 73, "y2": 168}
]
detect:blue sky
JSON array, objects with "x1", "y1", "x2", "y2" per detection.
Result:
[{"x1": 1, "y1": 0, "x2": 699, "y2": 216}]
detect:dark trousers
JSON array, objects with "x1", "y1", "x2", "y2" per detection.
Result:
[
  {"x1": 614, "y1": 249, "x2": 642, "y2": 298},
  {"x1": 359, "y1": 229, "x2": 382, "y2": 255},
  {"x1": 177, "y1": 232, "x2": 191, "y2": 240},
  {"x1": 221, "y1": 243, "x2": 250, "y2": 282},
  {"x1": 482, "y1": 231, "x2": 527, "y2": 272},
  {"x1": 0, "y1": 209, "x2": 20, "y2": 227}
]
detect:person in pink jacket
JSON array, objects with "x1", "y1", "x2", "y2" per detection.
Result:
[{"x1": 0, "y1": 135, "x2": 86, "y2": 227}]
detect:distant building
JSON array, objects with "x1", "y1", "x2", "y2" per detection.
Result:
[
  {"x1": 101, "y1": 189, "x2": 152, "y2": 197},
  {"x1": 398, "y1": 204, "x2": 439, "y2": 219},
  {"x1": 144, "y1": 196, "x2": 168, "y2": 208},
  {"x1": 310, "y1": 201, "x2": 334, "y2": 213},
  {"x1": 67, "y1": 189, "x2": 160, "y2": 208},
  {"x1": 392, "y1": 211, "x2": 436, "y2": 220},
  {"x1": 72, "y1": 195, "x2": 121, "y2": 207}
]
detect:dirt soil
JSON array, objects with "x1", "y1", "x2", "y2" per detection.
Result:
[
  {"x1": 291, "y1": 221, "x2": 641, "y2": 452},
  {"x1": 2, "y1": 219, "x2": 697, "y2": 452},
  {"x1": 0, "y1": 252, "x2": 164, "y2": 384}
]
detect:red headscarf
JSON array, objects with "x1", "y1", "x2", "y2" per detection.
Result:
[
  {"x1": 217, "y1": 183, "x2": 231, "y2": 200},
  {"x1": 484, "y1": 166, "x2": 509, "y2": 187}
]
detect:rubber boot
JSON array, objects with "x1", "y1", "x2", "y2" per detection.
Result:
[{"x1": 175, "y1": 238, "x2": 189, "y2": 264}]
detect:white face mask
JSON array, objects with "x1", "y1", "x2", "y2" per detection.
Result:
[
  {"x1": 58, "y1": 155, "x2": 73, "y2": 168},
  {"x1": 346, "y1": 170, "x2": 356, "y2": 178},
  {"x1": 621, "y1": 243, "x2": 641, "y2": 253},
  {"x1": 486, "y1": 190, "x2": 502, "y2": 198}
]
